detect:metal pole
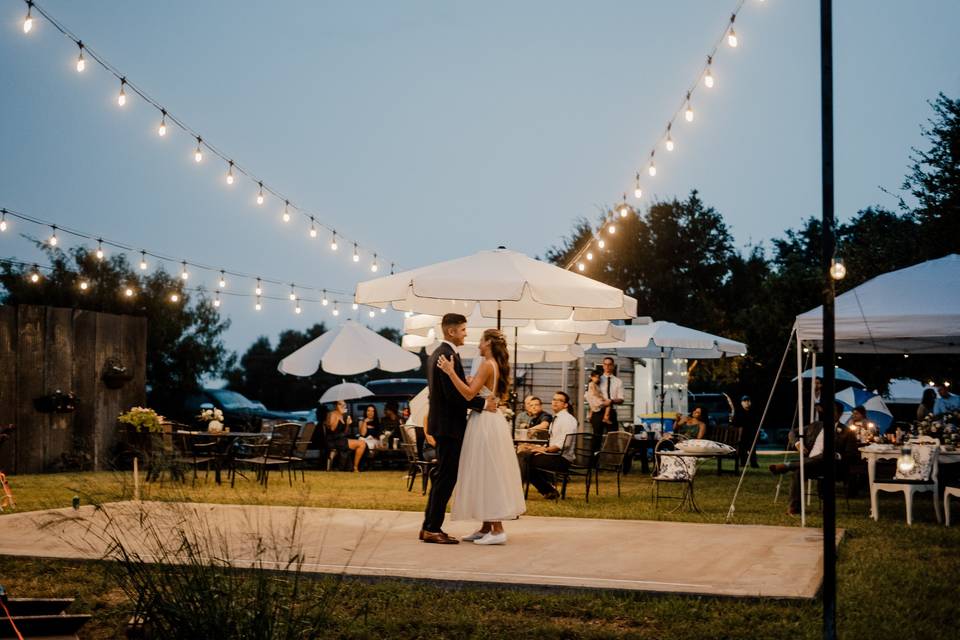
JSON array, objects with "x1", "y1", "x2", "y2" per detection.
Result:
[
  {"x1": 659, "y1": 347, "x2": 665, "y2": 431},
  {"x1": 820, "y1": 0, "x2": 838, "y2": 636}
]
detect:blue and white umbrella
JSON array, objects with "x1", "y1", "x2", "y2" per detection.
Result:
[
  {"x1": 835, "y1": 387, "x2": 893, "y2": 430},
  {"x1": 794, "y1": 366, "x2": 865, "y2": 387}
]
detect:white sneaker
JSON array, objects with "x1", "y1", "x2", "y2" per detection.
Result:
[
  {"x1": 473, "y1": 532, "x2": 507, "y2": 545},
  {"x1": 461, "y1": 530, "x2": 488, "y2": 542}
]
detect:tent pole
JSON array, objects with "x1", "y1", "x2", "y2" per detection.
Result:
[
  {"x1": 796, "y1": 328, "x2": 806, "y2": 528},
  {"x1": 659, "y1": 347, "x2": 665, "y2": 432},
  {"x1": 513, "y1": 326, "x2": 519, "y2": 427},
  {"x1": 577, "y1": 356, "x2": 586, "y2": 426},
  {"x1": 810, "y1": 350, "x2": 818, "y2": 422}
]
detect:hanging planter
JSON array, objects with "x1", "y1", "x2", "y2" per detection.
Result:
[
  {"x1": 102, "y1": 357, "x2": 133, "y2": 389},
  {"x1": 33, "y1": 389, "x2": 79, "y2": 413}
]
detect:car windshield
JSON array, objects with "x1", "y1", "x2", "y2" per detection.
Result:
[{"x1": 208, "y1": 389, "x2": 258, "y2": 410}]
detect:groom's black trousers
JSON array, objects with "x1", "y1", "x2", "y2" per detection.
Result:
[{"x1": 423, "y1": 435, "x2": 463, "y2": 532}]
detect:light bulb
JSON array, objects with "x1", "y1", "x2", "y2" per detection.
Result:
[
  {"x1": 380, "y1": 308, "x2": 386, "y2": 314},
  {"x1": 309, "y1": 218, "x2": 317, "y2": 238},
  {"x1": 256, "y1": 183, "x2": 264, "y2": 205},
  {"x1": 158, "y1": 114, "x2": 167, "y2": 137},
  {"x1": 255, "y1": 279, "x2": 262, "y2": 296},
  {"x1": 352, "y1": 244, "x2": 359, "y2": 262},
  {"x1": 255, "y1": 298, "x2": 262, "y2": 311},
  {"x1": 330, "y1": 232, "x2": 338, "y2": 251},
  {"x1": 704, "y1": 69, "x2": 714, "y2": 88},
  {"x1": 608, "y1": 223, "x2": 616, "y2": 234},
  {"x1": 48, "y1": 227, "x2": 58, "y2": 246},
  {"x1": 76, "y1": 45, "x2": 85, "y2": 72},
  {"x1": 282, "y1": 201, "x2": 291, "y2": 222},
  {"x1": 728, "y1": 27, "x2": 738, "y2": 48},
  {"x1": 218, "y1": 272, "x2": 226, "y2": 288},
  {"x1": 332, "y1": 305, "x2": 339, "y2": 316},
  {"x1": 29, "y1": 271, "x2": 40, "y2": 283},
  {"x1": 634, "y1": 173, "x2": 643, "y2": 199},
  {"x1": 586, "y1": 252, "x2": 594, "y2": 261},
  {"x1": 0, "y1": 213, "x2": 7, "y2": 232},
  {"x1": 352, "y1": 303, "x2": 359, "y2": 311},
  {"x1": 685, "y1": 93, "x2": 694, "y2": 122},
  {"x1": 118, "y1": 79, "x2": 127, "y2": 106},
  {"x1": 295, "y1": 301, "x2": 302, "y2": 314},
  {"x1": 371, "y1": 260, "x2": 379, "y2": 273},
  {"x1": 95, "y1": 241, "x2": 105, "y2": 260},
  {"x1": 23, "y1": 5, "x2": 33, "y2": 33},
  {"x1": 79, "y1": 281, "x2": 89, "y2": 291},
  {"x1": 322, "y1": 291, "x2": 329, "y2": 306},
  {"x1": 179, "y1": 262, "x2": 189, "y2": 280},
  {"x1": 194, "y1": 137, "x2": 203, "y2": 163},
  {"x1": 404, "y1": 311, "x2": 413, "y2": 318},
  {"x1": 139, "y1": 253, "x2": 148, "y2": 270},
  {"x1": 226, "y1": 162, "x2": 234, "y2": 185},
  {"x1": 666, "y1": 136, "x2": 675, "y2": 151},
  {"x1": 125, "y1": 287, "x2": 135, "y2": 298},
  {"x1": 289, "y1": 286, "x2": 296, "y2": 301},
  {"x1": 648, "y1": 161, "x2": 657, "y2": 177},
  {"x1": 830, "y1": 258, "x2": 846, "y2": 280},
  {"x1": 368, "y1": 310, "x2": 375, "y2": 318},
  {"x1": 213, "y1": 293, "x2": 221, "y2": 308},
  {"x1": 598, "y1": 239, "x2": 605, "y2": 249},
  {"x1": 170, "y1": 293, "x2": 180, "y2": 303},
  {"x1": 577, "y1": 262, "x2": 585, "y2": 272}
]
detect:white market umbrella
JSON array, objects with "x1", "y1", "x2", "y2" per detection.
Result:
[
  {"x1": 355, "y1": 247, "x2": 638, "y2": 322},
  {"x1": 277, "y1": 319, "x2": 420, "y2": 377},
  {"x1": 402, "y1": 335, "x2": 584, "y2": 364},
  {"x1": 403, "y1": 311, "x2": 629, "y2": 345},
  {"x1": 318, "y1": 382, "x2": 374, "y2": 404},
  {"x1": 407, "y1": 387, "x2": 429, "y2": 428}
]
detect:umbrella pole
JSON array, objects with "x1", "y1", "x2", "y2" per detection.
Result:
[
  {"x1": 513, "y1": 327, "x2": 519, "y2": 427},
  {"x1": 659, "y1": 347, "x2": 665, "y2": 432}
]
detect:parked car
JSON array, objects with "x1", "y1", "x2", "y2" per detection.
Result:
[
  {"x1": 308, "y1": 378, "x2": 428, "y2": 426},
  {"x1": 181, "y1": 388, "x2": 307, "y2": 431}
]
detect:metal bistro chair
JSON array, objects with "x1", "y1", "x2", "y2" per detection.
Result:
[
  {"x1": 234, "y1": 422, "x2": 301, "y2": 488},
  {"x1": 276, "y1": 422, "x2": 315, "y2": 482},
  {"x1": 651, "y1": 438, "x2": 698, "y2": 511},
  {"x1": 173, "y1": 428, "x2": 218, "y2": 486},
  {"x1": 523, "y1": 432, "x2": 596, "y2": 502},
  {"x1": 400, "y1": 425, "x2": 436, "y2": 495},
  {"x1": 594, "y1": 431, "x2": 633, "y2": 498}
]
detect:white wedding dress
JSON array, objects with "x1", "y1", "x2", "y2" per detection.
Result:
[{"x1": 451, "y1": 364, "x2": 526, "y2": 522}]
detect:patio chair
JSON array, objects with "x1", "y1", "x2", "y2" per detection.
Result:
[
  {"x1": 234, "y1": 423, "x2": 301, "y2": 488},
  {"x1": 871, "y1": 443, "x2": 941, "y2": 525},
  {"x1": 400, "y1": 424, "x2": 435, "y2": 495},
  {"x1": 651, "y1": 438, "x2": 698, "y2": 510},
  {"x1": 142, "y1": 421, "x2": 183, "y2": 484},
  {"x1": 270, "y1": 422, "x2": 315, "y2": 482},
  {"x1": 173, "y1": 428, "x2": 217, "y2": 486},
  {"x1": 707, "y1": 424, "x2": 741, "y2": 475},
  {"x1": 522, "y1": 433, "x2": 596, "y2": 502},
  {"x1": 945, "y1": 485, "x2": 960, "y2": 527},
  {"x1": 594, "y1": 431, "x2": 632, "y2": 498}
]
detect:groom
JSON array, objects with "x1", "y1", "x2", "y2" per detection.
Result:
[{"x1": 420, "y1": 312, "x2": 497, "y2": 544}]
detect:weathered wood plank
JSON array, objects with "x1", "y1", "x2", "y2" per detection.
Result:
[
  {"x1": 73, "y1": 309, "x2": 98, "y2": 469},
  {"x1": 44, "y1": 307, "x2": 74, "y2": 471},
  {"x1": 0, "y1": 307, "x2": 18, "y2": 473},
  {"x1": 16, "y1": 306, "x2": 45, "y2": 473},
  {"x1": 94, "y1": 312, "x2": 123, "y2": 468}
]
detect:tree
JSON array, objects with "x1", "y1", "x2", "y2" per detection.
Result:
[{"x1": 0, "y1": 243, "x2": 233, "y2": 413}]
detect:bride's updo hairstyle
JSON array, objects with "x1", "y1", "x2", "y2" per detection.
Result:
[{"x1": 482, "y1": 328, "x2": 511, "y2": 400}]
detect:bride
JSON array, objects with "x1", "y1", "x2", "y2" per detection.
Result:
[{"x1": 436, "y1": 328, "x2": 526, "y2": 544}]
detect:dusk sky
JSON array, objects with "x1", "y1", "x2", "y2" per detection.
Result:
[{"x1": 2, "y1": 0, "x2": 958, "y2": 357}]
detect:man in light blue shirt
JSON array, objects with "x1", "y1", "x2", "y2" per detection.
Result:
[{"x1": 933, "y1": 383, "x2": 960, "y2": 415}]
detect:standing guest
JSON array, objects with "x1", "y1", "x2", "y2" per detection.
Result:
[
  {"x1": 585, "y1": 367, "x2": 607, "y2": 441},
  {"x1": 917, "y1": 388, "x2": 936, "y2": 420},
  {"x1": 933, "y1": 383, "x2": 960, "y2": 416},
  {"x1": 516, "y1": 391, "x2": 579, "y2": 499},
  {"x1": 597, "y1": 357, "x2": 624, "y2": 449},
  {"x1": 733, "y1": 395, "x2": 759, "y2": 468},
  {"x1": 674, "y1": 406, "x2": 707, "y2": 440},
  {"x1": 325, "y1": 400, "x2": 367, "y2": 472}
]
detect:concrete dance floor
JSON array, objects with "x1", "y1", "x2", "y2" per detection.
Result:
[{"x1": 0, "y1": 501, "x2": 835, "y2": 598}]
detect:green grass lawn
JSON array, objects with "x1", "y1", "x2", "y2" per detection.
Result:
[{"x1": 2, "y1": 464, "x2": 958, "y2": 639}]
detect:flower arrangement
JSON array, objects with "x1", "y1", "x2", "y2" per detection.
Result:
[
  {"x1": 499, "y1": 405, "x2": 515, "y2": 421},
  {"x1": 198, "y1": 408, "x2": 224, "y2": 423},
  {"x1": 118, "y1": 406, "x2": 164, "y2": 433}
]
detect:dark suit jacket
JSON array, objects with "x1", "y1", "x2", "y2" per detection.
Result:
[{"x1": 427, "y1": 342, "x2": 485, "y2": 440}]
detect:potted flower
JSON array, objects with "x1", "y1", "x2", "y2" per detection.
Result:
[
  {"x1": 118, "y1": 406, "x2": 164, "y2": 433},
  {"x1": 198, "y1": 407, "x2": 225, "y2": 433}
]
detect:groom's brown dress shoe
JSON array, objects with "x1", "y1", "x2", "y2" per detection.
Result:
[{"x1": 421, "y1": 530, "x2": 460, "y2": 544}]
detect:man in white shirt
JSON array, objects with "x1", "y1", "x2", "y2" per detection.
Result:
[
  {"x1": 933, "y1": 383, "x2": 960, "y2": 415},
  {"x1": 596, "y1": 357, "x2": 624, "y2": 450},
  {"x1": 516, "y1": 391, "x2": 579, "y2": 500},
  {"x1": 769, "y1": 401, "x2": 843, "y2": 515}
]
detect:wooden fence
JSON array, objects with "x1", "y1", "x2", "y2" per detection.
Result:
[{"x1": 0, "y1": 305, "x2": 146, "y2": 474}]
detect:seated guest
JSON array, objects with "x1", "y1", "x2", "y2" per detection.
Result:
[
  {"x1": 844, "y1": 405, "x2": 876, "y2": 444},
  {"x1": 523, "y1": 396, "x2": 553, "y2": 435},
  {"x1": 933, "y1": 382, "x2": 960, "y2": 416},
  {"x1": 674, "y1": 406, "x2": 707, "y2": 440},
  {"x1": 358, "y1": 404, "x2": 381, "y2": 439},
  {"x1": 381, "y1": 401, "x2": 401, "y2": 431},
  {"x1": 770, "y1": 401, "x2": 844, "y2": 515},
  {"x1": 516, "y1": 391, "x2": 578, "y2": 499},
  {"x1": 325, "y1": 400, "x2": 366, "y2": 472},
  {"x1": 917, "y1": 388, "x2": 936, "y2": 420}
]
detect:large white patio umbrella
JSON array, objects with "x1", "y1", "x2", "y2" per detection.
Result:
[
  {"x1": 355, "y1": 247, "x2": 638, "y2": 322},
  {"x1": 277, "y1": 319, "x2": 420, "y2": 377},
  {"x1": 402, "y1": 334, "x2": 585, "y2": 364},
  {"x1": 403, "y1": 311, "x2": 630, "y2": 345}
]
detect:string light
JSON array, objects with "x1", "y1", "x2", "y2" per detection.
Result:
[
  {"x1": 332, "y1": 303, "x2": 339, "y2": 316},
  {"x1": 124, "y1": 286, "x2": 135, "y2": 298},
  {"x1": 352, "y1": 303, "x2": 359, "y2": 311},
  {"x1": 330, "y1": 232, "x2": 338, "y2": 251},
  {"x1": 170, "y1": 292, "x2": 180, "y2": 303},
  {"x1": 75, "y1": 42, "x2": 85, "y2": 72},
  {"x1": 213, "y1": 291, "x2": 221, "y2": 308},
  {"x1": 309, "y1": 218, "x2": 317, "y2": 238},
  {"x1": 289, "y1": 284, "x2": 296, "y2": 301},
  {"x1": 371, "y1": 254, "x2": 379, "y2": 272},
  {"x1": 368, "y1": 310, "x2": 375, "y2": 318},
  {"x1": 294, "y1": 299, "x2": 302, "y2": 314},
  {"x1": 218, "y1": 271, "x2": 226, "y2": 288},
  {"x1": 577, "y1": 262, "x2": 585, "y2": 272},
  {"x1": 597, "y1": 239, "x2": 605, "y2": 249},
  {"x1": 158, "y1": 110, "x2": 167, "y2": 137},
  {"x1": 255, "y1": 278, "x2": 262, "y2": 296},
  {"x1": 180, "y1": 261, "x2": 189, "y2": 280},
  {"x1": 78, "y1": 280, "x2": 89, "y2": 291},
  {"x1": 380, "y1": 307, "x2": 386, "y2": 314},
  {"x1": 665, "y1": 124, "x2": 675, "y2": 151},
  {"x1": 704, "y1": 56, "x2": 715, "y2": 88},
  {"x1": 29, "y1": 265, "x2": 40, "y2": 283},
  {"x1": 684, "y1": 93, "x2": 694, "y2": 122},
  {"x1": 830, "y1": 258, "x2": 846, "y2": 280},
  {"x1": 353, "y1": 243, "x2": 360, "y2": 263},
  {"x1": 586, "y1": 251, "x2": 594, "y2": 261},
  {"x1": 727, "y1": 15, "x2": 738, "y2": 48},
  {"x1": 95, "y1": 239, "x2": 104, "y2": 260},
  {"x1": 322, "y1": 290, "x2": 328, "y2": 306},
  {"x1": 194, "y1": 137, "x2": 203, "y2": 163},
  {"x1": 139, "y1": 251, "x2": 148, "y2": 270},
  {"x1": 618, "y1": 194, "x2": 630, "y2": 218},
  {"x1": 117, "y1": 78, "x2": 127, "y2": 106},
  {"x1": 0, "y1": 211, "x2": 7, "y2": 232},
  {"x1": 282, "y1": 200, "x2": 291, "y2": 223},
  {"x1": 22, "y1": 2, "x2": 33, "y2": 33},
  {"x1": 226, "y1": 161, "x2": 235, "y2": 185},
  {"x1": 256, "y1": 182, "x2": 264, "y2": 205},
  {"x1": 255, "y1": 296, "x2": 262, "y2": 311},
  {"x1": 648, "y1": 152, "x2": 657, "y2": 177},
  {"x1": 48, "y1": 226, "x2": 58, "y2": 246},
  {"x1": 607, "y1": 223, "x2": 616, "y2": 234}
]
